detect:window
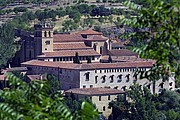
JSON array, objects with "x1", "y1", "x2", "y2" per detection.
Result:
[
  {"x1": 95, "y1": 76, "x2": 98, "y2": 83},
  {"x1": 99, "y1": 96, "x2": 101, "y2": 101},
  {"x1": 101, "y1": 75, "x2": 106, "y2": 83},
  {"x1": 59, "y1": 69, "x2": 62, "y2": 74},
  {"x1": 159, "y1": 83, "x2": 164, "y2": 88},
  {"x1": 92, "y1": 56, "x2": 95, "y2": 60},
  {"x1": 108, "y1": 95, "x2": 110, "y2": 100},
  {"x1": 83, "y1": 85, "x2": 86, "y2": 88},
  {"x1": 44, "y1": 31, "x2": 47, "y2": 37},
  {"x1": 100, "y1": 70, "x2": 102, "y2": 73},
  {"x1": 29, "y1": 51, "x2": 32, "y2": 58},
  {"x1": 100, "y1": 46, "x2": 103, "y2": 54},
  {"x1": 110, "y1": 75, "x2": 114, "y2": 83},
  {"x1": 147, "y1": 84, "x2": 151, "y2": 89},
  {"x1": 95, "y1": 70, "x2": 97, "y2": 73},
  {"x1": 103, "y1": 106, "x2": 105, "y2": 111},
  {"x1": 48, "y1": 31, "x2": 51, "y2": 37},
  {"x1": 169, "y1": 82, "x2": 173, "y2": 86},
  {"x1": 84, "y1": 72, "x2": 90, "y2": 81},
  {"x1": 126, "y1": 74, "x2": 130, "y2": 82},
  {"x1": 45, "y1": 41, "x2": 50, "y2": 45},
  {"x1": 90, "y1": 85, "x2": 93, "y2": 88},
  {"x1": 122, "y1": 86, "x2": 126, "y2": 91},
  {"x1": 117, "y1": 74, "x2": 122, "y2": 82}
]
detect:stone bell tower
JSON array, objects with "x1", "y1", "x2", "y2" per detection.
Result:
[{"x1": 34, "y1": 21, "x2": 54, "y2": 56}]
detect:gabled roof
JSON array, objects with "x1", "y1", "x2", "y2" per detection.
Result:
[
  {"x1": 85, "y1": 35, "x2": 108, "y2": 41},
  {"x1": 37, "y1": 49, "x2": 100, "y2": 58},
  {"x1": 77, "y1": 29, "x2": 103, "y2": 35},
  {"x1": 53, "y1": 34, "x2": 85, "y2": 43},
  {"x1": 108, "y1": 49, "x2": 138, "y2": 57},
  {"x1": 65, "y1": 88, "x2": 126, "y2": 95},
  {"x1": 53, "y1": 43, "x2": 91, "y2": 50}
]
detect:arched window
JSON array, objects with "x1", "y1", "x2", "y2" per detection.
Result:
[
  {"x1": 44, "y1": 31, "x2": 47, "y2": 37},
  {"x1": 159, "y1": 82, "x2": 164, "y2": 88},
  {"x1": 126, "y1": 74, "x2": 130, "y2": 82},
  {"x1": 109, "y1": 75, "x2": 114, "y2": 83},
  {"x1": 95, "y1": 76, "x2": 98, "y2": 83},
  {"x1": 93, "y1": 44, "x2": 97, "y2": 51},
  {"x1": 117, "y1": 74, "x2": 122, "y2": 82},
  {"x1": 103, "y1": 106, "x2": 106, "y2": 111},
  {"x1": 84, "y1": 72, "x2": 90, "y2": 81},
  {"x1": 122, "y1": 86, "x2": 126, "y2": 91},
  {"x1": 101, "y1": 75, "x2": 106, "y2": 83},
  {"x1": 100, "y1": 46, "x2": 103, "y2": 54},
  {"x1": 49, "y1": 31, "x2": 51, "y2": 37}
]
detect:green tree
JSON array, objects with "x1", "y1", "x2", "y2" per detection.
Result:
[
  {"x1": 122, "y1": 0, "x2": 180, "y2": 87},
  {"x1": 110, "y1": 84, "x2": 161, "y2": 120},
  {"x1": 0, "y1": 73, "x2": 99, "y2": 119},
  {"x1": 0, "y1": 24, "x2": 17, "y2": 69}
]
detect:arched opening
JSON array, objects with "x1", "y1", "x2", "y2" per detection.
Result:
[
  {"x1": 44, "y1": 31, "x2": 47, "y2": 37},
  {"x1": 93, "y1": 44, "x2": 97, "y2": 51},
  {"x1": 100, "y1": 46, "x2": 103, "y2": 54},
  {"x1": 48, "y1": 31, "x2": 51, "y2": 37},
  {"x1": 103, "y1": 42, "x2": 108, "y2": 55}
]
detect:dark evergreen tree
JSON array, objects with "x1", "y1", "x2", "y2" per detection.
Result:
[
  {"x1": 73, "y1": 52, "x2": 81, "y2": 64},
  {"x1": 108, "y1": 55, "x2": 113, "y2": 63}
]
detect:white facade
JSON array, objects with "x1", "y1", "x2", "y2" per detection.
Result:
[{"x1": 24, "y1": 62, "x2": 175, "y2": 94}]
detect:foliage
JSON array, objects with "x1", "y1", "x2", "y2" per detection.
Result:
[
  {"x1": 121, "y1": 0, "x2": 180, "y2": 86},
  {"x1": 110, "y1": 84, "x2": 180, "y2": 120},
  {"x1": 0, "y1": 24, "x2": 17, "y2": 68},
  {"x1": 0, "y1": 73, "x2": 99, "y2": 120}
]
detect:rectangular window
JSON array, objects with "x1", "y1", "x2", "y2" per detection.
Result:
[
  {"x1": 108, "y1": 95, "x2": 110, "y2": 100},
  {"x1": 90, "y1": 85, "x2": 93, "y2": 88},
  {"x1": 103, "y1": 106, "x2": 105, "y2": 111},
  {"x1": 85, "y1": 72, "x2": 90, "y2": 81},
  {"x1": 99, "y1": 96, "x2": 101, "y2": 101},
  {"x1": 45, "y1": 41, "x2": 50, "y2": 45}
]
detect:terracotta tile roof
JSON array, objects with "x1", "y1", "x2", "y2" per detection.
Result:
[
  {"x1": 108, "y1": 49, "x2": 138, "y2": 57},
  {"x1": 53, "y1": 43, "x2": 91, "y2": 50},
  {"x1": 111, "y1": 40, "x2": 125, "y2": 48},
  {"x1": 77, "y1": 29, "x2": 102, "y2": 35},
  {"x1": 21, "y1": 60, "x2": 153, "y2": 70},
  {"x1": 37, "y1": 49, "x2": 100, "y2": 58},
  {"x1": 53, "y1": 34, "x2": 85, "y2": 43},
  {"x1": 65, "y1": 88, "x2": 126, "y2": 95},
  {"x1": 100, "y1": 55, "x2": 143, "y2": 62},
  {"x1": 85, "y1": 35, "x2": 108, "y2": 41}
]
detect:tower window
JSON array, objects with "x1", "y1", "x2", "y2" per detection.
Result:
[
  {"x1": 108, "y1": 95, "x2": 110, "y2": 100},
  {"x1": 84, "y1": 72, "x2": 90, "y2": 81},
  {"x1": 44, "y1": 31, "x2": 47, "y2": 37},
  {"x1": 99, "y1": 96, "x2": 101, "y2": 101},
  {"x1": 45, "y1": 41, "x2": 50, "y2": 45},
  {"x1": 49, "y1": 31, "x2": 51, "y2": 37},
  {"x1": 103, "y1": 106, "x2": 105, "y2": 111}
]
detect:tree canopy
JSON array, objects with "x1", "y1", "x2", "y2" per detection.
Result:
[
  {"x1": 0, "y1": 73, "x2": 99, "y2": 119},
  {"x1": 0, "y1": 24, "x2": 17, "y2": 68},
  {"x1": 121, "y1": 0, "x2": 180, "y2": 86}
]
